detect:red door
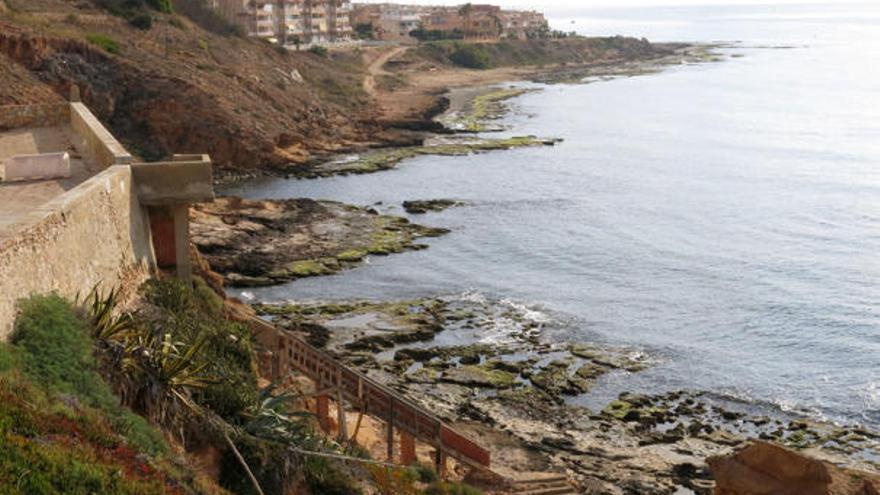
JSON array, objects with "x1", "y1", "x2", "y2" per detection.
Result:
[{"x1": 149, "y1": 208, "x2": 176, "y2": 268}]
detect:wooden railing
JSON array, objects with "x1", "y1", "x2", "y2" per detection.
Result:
[{"x1": 249, "y1": 316, "x2": 491, "y2": 469}]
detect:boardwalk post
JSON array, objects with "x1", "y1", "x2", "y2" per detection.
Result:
[
  {"x1": 434, "y1": 448, "x2": 447, "y2": 478},
  {"x1": 336, "y1": 370, "x2": 347, "y2": 442},
  {"x1": 387, "y1": 398, "x2": 395, "y2": 462},
  {"x1": 316, "y1": 394, "x2": 331, "y2": 432},
  {"x1": 400, "y1": 432, "x2": 416, "y2": 466}
]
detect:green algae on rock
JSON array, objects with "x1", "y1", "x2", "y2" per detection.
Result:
[
  {"x1": 440, "y1": 87, "x2": 539, "y2": 132},
  {"x1": 256, "y1": 298, "x2": 448, "y2": 353},
  {"x1": 440, "y1": 364, "x2": 519, "y2": 389},
  {"x1": 298, "y1": 136, "x2": 561, "y2": 178},
  {"x1": 190, "y1": 197, "x2": 449, "y2": 287}
]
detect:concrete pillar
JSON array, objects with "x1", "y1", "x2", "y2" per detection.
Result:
[
  {"x1": 316, "y1": 394, "x2": 331, "y2": 432},
  {"x1": 434, "y1": 448, "x2": 447, "y2": 478},
  {"x1": 336, "y1": 388, "x2": 348, "y2": 442},
  {"x1": 400, "y1": 432, "x2": 416, "y2": 466},
  {"x1": 386, "y1": 422, "x2": 395, "y2": 462},
  {"x1": 172, "y1": 204, "x2": 192, "y2": 283}
]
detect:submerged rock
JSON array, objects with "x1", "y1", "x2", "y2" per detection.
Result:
[{"x1": 402, "y1": 199, "x2": 464, "y2": 214}]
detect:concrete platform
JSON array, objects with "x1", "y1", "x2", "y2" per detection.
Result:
[{"x1": 0, "y1": 126, "x2": 94, "y2": 232}]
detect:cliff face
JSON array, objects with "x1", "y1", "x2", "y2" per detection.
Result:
[{"x1": 0, "y1": 0, "x2": 383, "y2": 172}]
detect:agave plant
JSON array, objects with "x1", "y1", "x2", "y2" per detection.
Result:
[
  {"x1": 121, "y1": 325, "x2": 214, "y2": 428},
  {"x1": 243, "y1": 386, "x2": 323, "y2": 449},
  {"x1": 78, "y1": 284, "x2": 136, "y2": 342}
]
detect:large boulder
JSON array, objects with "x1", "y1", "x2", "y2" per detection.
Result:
[{"x1": 708, "y1": 441, "x2": 879, "y2": 495}]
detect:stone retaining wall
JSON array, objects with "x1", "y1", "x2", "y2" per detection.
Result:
[
  {"x1": 0, "y1": 103, "x2": 69, "y2": 130},
  {"x1": 0, "y1": 166, "x2": 155, "y2": 339}
]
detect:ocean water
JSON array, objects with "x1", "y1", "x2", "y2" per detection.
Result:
[{"x1": 224, "y1": 2, "x2": 880, "y2": 429}]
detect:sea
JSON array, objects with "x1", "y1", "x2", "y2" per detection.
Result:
[{"x1": 223, "y1": 2, "x2": 880, "y2": 430}]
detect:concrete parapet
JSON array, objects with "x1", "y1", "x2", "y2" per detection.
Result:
[
  {"x1": 131, "y1": 155, "x2": 214, "y2": 205},
  {"x1": 69, "y1": 102, "x2": 132, "y2": 169},
  {"x1": 1, "y1": 152, "x2": 71, "y2": 182}
]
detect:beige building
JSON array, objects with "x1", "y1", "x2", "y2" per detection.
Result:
[
  {"x1": 354, "y1": 3, "x2": 549, "y2": 42},
  {"x1": 351, "y1": 3, "x2": 423, "y2": 41},
  {"x1": 211, "y1": 0, "x2": 353, "y2": 46},
  {"x1": 499, "y1": 10, "x2": 549, "y2": 40}
]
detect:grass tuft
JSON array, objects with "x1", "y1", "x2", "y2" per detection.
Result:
[{"x1": 86, "y1": 33, "x2": 120, "y2": 54}]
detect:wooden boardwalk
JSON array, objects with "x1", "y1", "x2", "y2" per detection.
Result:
[{"x1": 248, "y1": 316, "x2": 492, "y2": 471}]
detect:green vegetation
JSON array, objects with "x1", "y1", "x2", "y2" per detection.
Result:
[
  {"x1": 9, "y1": 294, "x2": 166, "y2": 456},
  {"x1": 415, "y1": 37, "x2": 660, "y2": 70},
  {"x1": 309, "y1": 45, "x2": 329, "y2": 58},
  {"x1": 94, "y1": 0, "x2": 243, "y2": 35},
  {"x1": 85, "y1": 33, "x2": 120, "y2": 54},
  {"x1": 128, "y1": 12, "x2": 153, "y2": 30},
  {"x1": 94, "y1": 0, "x2": 166, "y2": 30},
  {"x1": 409, "y1": 27, "x2": 465, "y2": 42},
  {"x1": 0, "y1": 284, "x2": 368, "y2": 494},
  {"x1": 285, "y1": 259, "x2": 335, "y2": 278},
  {"x1": 2, "y1": 284, "x2": 485, "y2": 494},
  {"x1": 354, "y1": 22, "x2": 374, "y2": 40},
  {"x1": 174, "y1": 0, "x2": 245, "y2": 36},
  {"x1": 0, "y1": 295, "x2": 189, "y2": 493},
  {"x1": 449, "y1": 43, "x2": 492, "y2": 69},
  {"x1": 140, "y1": 278, "x2": 258, "y2": 422}
]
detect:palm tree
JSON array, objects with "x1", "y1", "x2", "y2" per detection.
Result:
[
  {"x1": 458, "y1": 3, "x2": 473, "y2": 39},
  {"x1": 490, "y1": 13, "x2": 503, "y2": 39}
]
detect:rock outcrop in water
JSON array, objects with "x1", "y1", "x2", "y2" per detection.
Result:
[{"x1": 190, "y1": 197, "x2": 448, "y2": 287}]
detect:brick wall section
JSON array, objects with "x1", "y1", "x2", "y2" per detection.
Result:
[
  {"x1": 0, "y1": 103, "x2": 70, "y2": 130},
  {"x1": 0, "y1": 165, "x2": 155, "y2": 339}
]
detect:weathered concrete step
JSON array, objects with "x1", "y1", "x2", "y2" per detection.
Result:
[
  {"x1": 512, "y1": 475, "x2": 568, "y2": 485},
  {"x1": 517, "y1": 487, "x2": 576, "y2": 495}
]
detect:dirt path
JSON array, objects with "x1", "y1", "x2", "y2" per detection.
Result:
[{"x1": 363, "y1": 46, "x2": 409, "y2": 96}]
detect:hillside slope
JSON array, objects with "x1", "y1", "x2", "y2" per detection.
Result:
[{"x1": 0, "y1": 0, "x2": 387, "y2": 173}]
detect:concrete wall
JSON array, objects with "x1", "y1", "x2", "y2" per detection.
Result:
[
  {"x1": 70, "y1": 102, "x2": 133, "y2": 169},
  {"x1": 0, "y1": 165, "x2": 156, "y2": 340},
  {"x1": 0, "y1": 103, "x2": 69, "y2": 130},
  {"x1": 131, "y1": 155, "x2": 214, "y2": 205}
]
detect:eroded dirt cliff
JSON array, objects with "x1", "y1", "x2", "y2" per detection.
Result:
[{"x1": 0, "y1": 0, "x2": 394, "y2": 173}]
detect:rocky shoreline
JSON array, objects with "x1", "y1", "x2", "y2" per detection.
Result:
[
  {"x1": 254, "y1": 296, "x2": 880, "y2": 494},
  {"x1": 190, "y1": 197, "x2": 448, "y2": 287},
  {"x1": 291, "y1": 135, "x2": 561, "y2": 178}
]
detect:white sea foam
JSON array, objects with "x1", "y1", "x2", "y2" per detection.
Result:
[{"x1": 499, "y1": 298, "x2": 552, "y2": 324}]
